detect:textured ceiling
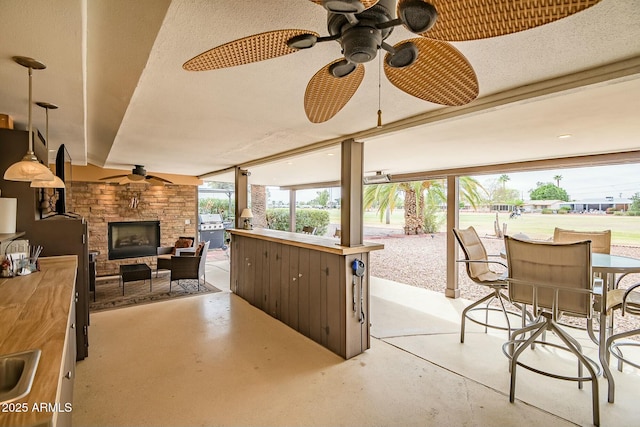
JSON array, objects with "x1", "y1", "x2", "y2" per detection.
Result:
[{"x1": 0, "y1": 0, "x2": 639, "y2": 186}]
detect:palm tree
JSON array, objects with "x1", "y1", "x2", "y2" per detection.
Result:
[
  {"x1": 498, "y1": 174, "x2": 510, "y2": 189},
  {"x1": 458, "y1": 176, "x2": 486, "y2": 210},
  {"x1": 363, "y1": 183, "x2": 399, "y2": 224},
  {"x1": 364, "y1": 177, "x2": 486, "y2": 234},
  {"x1": 554, "y1": 174, "x2": 563, "y2": 187}
]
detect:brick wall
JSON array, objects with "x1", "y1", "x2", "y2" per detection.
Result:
[
  {"x1": 70, "y1": 181, "x2": 197, "y2": 276},
  {"x1": 251, "y1": 184, "x2": 266, "y2": 228}
]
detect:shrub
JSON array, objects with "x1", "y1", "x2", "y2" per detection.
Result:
[
  {"x1": 266, "y1": 208, "x2": 330, "y2": 236},
  {"x1": 423, "y1": 206, "x2": 444, "y2": 233},
  {"x1": 541, "y1": 208, "x2": 553, "y2": 214},
  {"x1": 557, "y1": 209, "x2": 567, "y2": 214},
  {"x1": 199, "y1": 198, "x2": 234, "y2": 218}
]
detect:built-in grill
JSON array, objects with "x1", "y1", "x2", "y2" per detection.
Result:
[{"x1": 198, "y1": 213, "x2": 225, "y2": 249}]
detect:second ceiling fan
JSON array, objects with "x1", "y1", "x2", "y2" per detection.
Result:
[
  {"x1": 183, "y1": 0, "x2": 601, "y2": 123},
  {"x1": 100, "y1": 165, "x2": 173, "y2": 186}
]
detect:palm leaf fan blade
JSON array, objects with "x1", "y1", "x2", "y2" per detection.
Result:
[
  {"x1": 305, "y1": 60, "x2": 364, "y2": 123},
  {"x1": 183, "y1": 30, "x2": 319, "y2": 71},
  {"x1": 384, "y1": 38, "x2": 478, "y2": 106},
  {"x1": 424, "y1": 0, "x2": 602, "y2": 41}
]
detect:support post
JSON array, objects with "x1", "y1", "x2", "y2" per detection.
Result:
[
  {"x1": 289, "y1": 190, "x2": 296, "y2": 232},
  {"x1": 340, "y1": 139, "x2": 363, "y2": 247},
  {"x1": 234, "y1": 167, "x2": 249, "y2": 228},
  {"x1": 446, "y1": 175, "x2": 460, "y2": 298}
]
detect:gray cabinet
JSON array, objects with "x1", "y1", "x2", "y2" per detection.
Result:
[{"x1": 230, "y1": 229, "x2": 383, "y2": 359}]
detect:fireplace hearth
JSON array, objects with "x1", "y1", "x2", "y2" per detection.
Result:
[{"x1": 108, "y1": 221, "x2": 160, "y2": 260}]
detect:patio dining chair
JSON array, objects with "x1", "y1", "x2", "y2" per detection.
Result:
[
  {"x1": 553, "y1": 227, "x2": 612, "y2": 342},
  {"x1": 452, "y1": 226, "x2": 527, "y2": 343},
  {"x1": 503, "y1": 236, "x2": 601, "y2": 426},
  {"x1": 601, "y1": 281, "x2": 640, "y2": 403},
  {"x1": 301, "y1": 226, "x2": 316, "y2": 235},
  {"x1": 553, "y1": 227, "x2": 611, "y2": 254}
]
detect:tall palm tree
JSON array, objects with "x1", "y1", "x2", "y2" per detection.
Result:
[
  {"x1": 498, "y1": 174, "x2": 510, "y2": 189},
  {"x1": 554, "y1": 174, "x2": 563, "y2": 187}
]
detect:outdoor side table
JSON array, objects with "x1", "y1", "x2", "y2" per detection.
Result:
[{"x1": 120, "y1": 263, "x2": 152, "y2": 296}]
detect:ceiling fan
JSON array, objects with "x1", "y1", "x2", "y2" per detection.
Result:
[
  {"x1": 183, "y1": 0, "x2": 601, "y2": 123},
  {"x1": 100, "y1": 165, "x2": 173, "y2": 186}
]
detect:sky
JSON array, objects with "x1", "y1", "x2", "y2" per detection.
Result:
[
  {"x1": 478, "y1": 164, "x2": 640, "y2": 201},
  {"x1": 203, "y1": 163, "x2": 640, "y2": 203}
]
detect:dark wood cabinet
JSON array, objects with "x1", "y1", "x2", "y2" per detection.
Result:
[{"x1": 230, "y1": 229, "x2": 383, "y2": 359}]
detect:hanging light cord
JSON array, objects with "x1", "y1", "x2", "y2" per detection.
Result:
[{"x1": 377, "y1": 52, "x2": 382, "y2": 128}]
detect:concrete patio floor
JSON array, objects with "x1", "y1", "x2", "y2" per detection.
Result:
[{"x1": 72, "y1": 256, "x2": 639, "y2": 426}]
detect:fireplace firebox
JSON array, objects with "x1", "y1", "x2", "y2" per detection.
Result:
[{"x1": 108, "y1": 221, "x2": 160, "y2": 260}]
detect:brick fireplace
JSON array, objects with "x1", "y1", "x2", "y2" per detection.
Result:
[{"x1": 70, "y1": 182, "x2": 197, "y2": 276}]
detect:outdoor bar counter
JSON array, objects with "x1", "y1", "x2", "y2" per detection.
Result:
[
  {"x1": 0, "y1": 256, "x2": 77, "y2": 427},
  {"x1": 229, "y1": 228, "x2": 383, "y2": 358}
]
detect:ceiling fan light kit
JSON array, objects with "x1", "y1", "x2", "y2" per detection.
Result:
[{"x1": 183, "y1": 0, "x2": 601, "y2": 123}]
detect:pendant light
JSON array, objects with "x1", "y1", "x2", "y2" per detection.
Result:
[
  {"x1": 3, "y1": 56, "x2": 55, "y2": 182},
  {"x1": 31, "y1": 102, "x2": 65, "y2": 188}
]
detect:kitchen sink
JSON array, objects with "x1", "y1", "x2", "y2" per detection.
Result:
[{"x1": 0, "y1": 349, "x2": 41, "y2": 404}]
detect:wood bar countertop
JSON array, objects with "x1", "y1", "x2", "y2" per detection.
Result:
[
  {"x1": 0, "y1": 255, "x2": 77, "y2": 427},
  {"x1": 229, "y1": 228, "x2": 384, "y2": 255}
]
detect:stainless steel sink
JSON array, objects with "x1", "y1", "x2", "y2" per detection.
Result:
[{"x1": 0, "y1": 349, "x2": 41, "y2": 404}]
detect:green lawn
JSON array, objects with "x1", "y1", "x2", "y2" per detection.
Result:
[{"x1": 328, "y1": 209, "x2": 640, "y2": 246}]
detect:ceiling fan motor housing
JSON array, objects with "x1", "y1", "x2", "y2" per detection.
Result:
[
  {"x1": 327, "y1": 0, "x2": 394, "y2": 64},
  {"x1": 132, "y1": 165, "x2": 146, "y2": 176},
  {"x1": 342, "y1": 25, "x2": 382, "y2": 63}
]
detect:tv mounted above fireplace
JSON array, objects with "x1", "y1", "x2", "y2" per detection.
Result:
[{"x1": 108, "y1": 220, "x2": 160, "y2": 260}]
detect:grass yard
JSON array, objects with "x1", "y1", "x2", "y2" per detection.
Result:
[
  {"x1": 327, "y1": 209, "x2": 640, "y2": 246},
  {"x1": 460, "y1": 212, "x2": 640, "y2": 246}
]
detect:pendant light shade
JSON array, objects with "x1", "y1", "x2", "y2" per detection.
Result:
[
  {"x1": 4, "y1": 153, "x2": 56, "y2": 181},
  {"x1": 31, "y1": 102, "x2": 65, "y2": 188},
  {"x1": 3, "y1": 56, "x2": 54, "y2": 183}
]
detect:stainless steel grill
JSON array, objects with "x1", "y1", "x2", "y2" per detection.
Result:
[{"x1": 198, "y1": 214, "x2": 225, "y2": 248}]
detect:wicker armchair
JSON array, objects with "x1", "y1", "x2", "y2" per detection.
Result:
[
  {"x1": 169, "y1": 241, "x2": 209, "y2": 291},
  {"x1": 156, "y1": 236, "x2": 195, "y2": 277}
]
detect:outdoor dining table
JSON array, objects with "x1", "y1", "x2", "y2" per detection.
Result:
[{"x1": 591, "y1": 253, "x2": 640, "y2": 402}]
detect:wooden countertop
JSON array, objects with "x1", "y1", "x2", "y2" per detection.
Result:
[
  {"x1": 229, "y1": 228, "x2": 384, "y2": 255},
  {"x1": 0, "y1": 255, "x2": 77, "y2": 427}
]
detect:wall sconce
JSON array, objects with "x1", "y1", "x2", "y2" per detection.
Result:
[{"x1": 240, "y1": 208, "x2": 253, "y2": 230}]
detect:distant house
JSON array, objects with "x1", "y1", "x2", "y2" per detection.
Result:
[
  {"x1": 522, "y1": 200, "x2": 565, "y2": 213},
  {"x1": 561, "y1": 197, "x2": 632, "y2": 213}
]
